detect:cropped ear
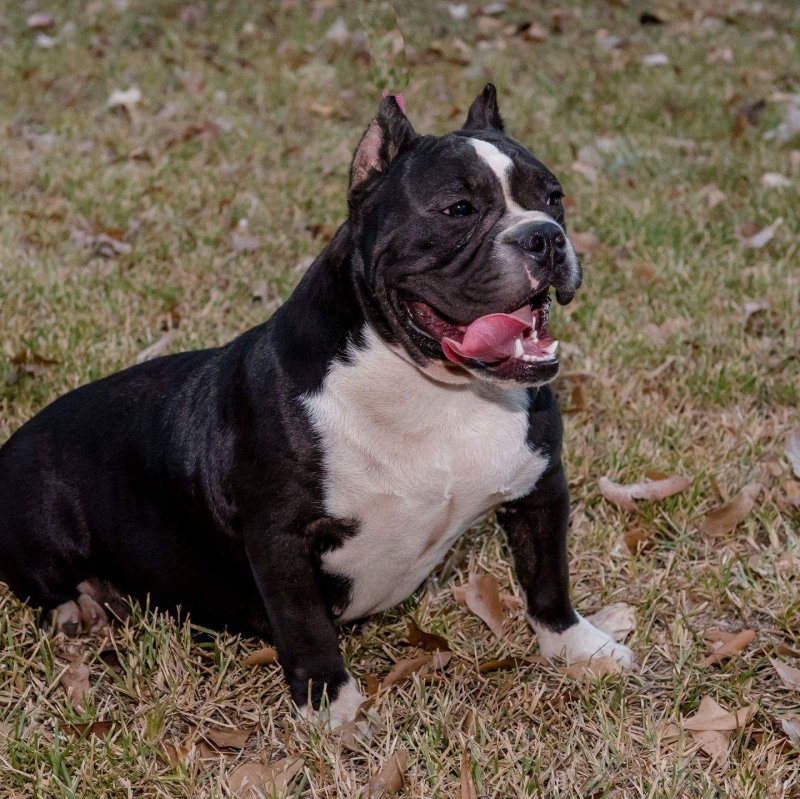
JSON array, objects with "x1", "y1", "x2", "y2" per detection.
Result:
[
  {"x1": 349, "y1": 96, "x2": 417, "y2": 204},
  {"x1": 463, "y1": 83, "x2": 504, "y2": 132}
]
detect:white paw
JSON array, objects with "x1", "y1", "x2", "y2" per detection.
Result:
[
  {"x1": 297, "y1": 675, "x2": 366, "y2": 730},
  {"x1": 529, "y1": 614, "x2": 635, "y2": 669}
]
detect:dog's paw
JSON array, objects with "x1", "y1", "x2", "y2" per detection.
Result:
[
  {"x1": 530, "y1": 614, "x2": 635, "y2": 669},
  {"x1": 297, "y1": 675, "x2": 366, "y2": 730}
]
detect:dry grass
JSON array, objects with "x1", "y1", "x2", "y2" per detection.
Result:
[{"x1": 1, "y1": 1, "x2": 799, "y2": 797}]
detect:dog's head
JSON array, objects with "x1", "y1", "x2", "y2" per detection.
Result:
[{"x1": 347, "y1": 84, "x2": 581, "y2": 388}]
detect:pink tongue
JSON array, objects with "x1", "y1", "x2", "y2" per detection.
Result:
[{"x1": 442, "y1": 313, "x2": 530, "y2": 363}]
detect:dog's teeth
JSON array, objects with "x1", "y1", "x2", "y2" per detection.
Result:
[
  {"x1": 543, "y1": 340, "x2": 559, "y2": 354},
  {"x1": 531, "y1": 313, "x2": 537, "y2": 332},
  {"x1": 513, "y1": 338, "x2": 524, "y2": 359}
]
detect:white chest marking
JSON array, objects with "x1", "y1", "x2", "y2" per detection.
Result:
[{"x1": 302, "y1": 328, "x2": 547, "y2": 622}]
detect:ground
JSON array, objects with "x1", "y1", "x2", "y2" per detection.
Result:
[{"x1": 1, "y1": 1, "x2": 799, "y2": 797}]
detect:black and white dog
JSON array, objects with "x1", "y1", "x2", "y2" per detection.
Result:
[{"x1": 0, "y1": 86, "x2": 632, "y2": 726}]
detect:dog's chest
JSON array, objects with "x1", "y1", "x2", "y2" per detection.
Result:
[{"x1": 302, "y1": 330, "x2": 547, "y2": 622}]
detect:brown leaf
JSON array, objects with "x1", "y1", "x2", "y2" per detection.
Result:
[
  {"x1": 683, "y1": 697, "x2": 754, "y2": 731},
  {"x1": 69, "y1": 720, "x2": 115, "y2": 739},
  {"x1": 228, "y1": 756, "x2": 304, "y2": 798},
  {"x1": 780, "y1": 714, "x2": 800, "y2": 744},
  {"x1": 60, "y1": 656, "x2": 90, "y2": 709},
  {"x1": 244, "y1": 646, "x2": 278, "y2": 666},
  {"x1": 701, "y1": 483, "x2": 761, "y2": 536},
  {"x1": 693, "y1": 729, "x2": 729, "y2": 765},
  {"x1": 463, "y1": 573, "x2": 505, "y2": 638},
  {"x1": 203, "y1": 726, "x2": 255, "y2": 750},
  {"x1": 477, "y1": 655, "x2": 545, "y2": 673},
  {"x1": 585, "y1": 603, "x2": 636, "y2": 642},
  {"x1": 699, "y1": 629, "x2": 755, "y2": 667},
  {"x1": 599, "y1": 474, "x2": 692, "y2": 510},
  {"x1": 624, "y1": 528, "x2": 651, "y2": 554},
  {"x1": 460, "y1": 750, "x2": 478, "y2": 799},
  {"x1": 381, "y1": 651, "x2": 451, "y2": 689},
  {"x1": 559, "y1": 657, "x2": 622, "y2": 682},
  {"x1": 736, "y1": 217, "x2": 782, "y2": 248},
  {"x1": 368, "y1": 749, "x2": 409, "y2": 799},
  {"x1": 569, "y1": 230, "x2": 602, "y2": 257},
  {"x1": 406, "y1": 619, "x2": 450, "y2": 653},
  {"x1": 163, "y1": 739, "x2": 192, "y2": 767},
  {"x1": 785, "y1": 428, "x2": 800, "y2": 479},
  {"x1": 770, "y1": 658, "x2": 800, "y2": 690},
  {"x1": 10, "y1": 349, "x2": 60, "y2": 367},
  {"x1": 731, "y1": 98, "x2": 766, "y2": 139},
  {"x1": 569, "y1": 381, "x2": 589, "y2": 411}
]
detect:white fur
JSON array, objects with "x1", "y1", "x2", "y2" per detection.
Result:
[
  {"x1": 297, "y1": 674, "x2": 366, "y2": 730},
  {"x1": 529, "y1": 613, "x2": 635, "y2": 668},
  {"x1": 467, "y1": 137, "x2": 581, "y2": 285},
  {"x1": 302, "y1": 328, "x2": 547, "y2": 623}
]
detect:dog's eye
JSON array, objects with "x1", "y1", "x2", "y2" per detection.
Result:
[
  {"x1": 443, "y1": 200, "x2": 476, "y2": 218},
  {"x1": 547, "y1": 190, "x2": 564, "y2": 206}
]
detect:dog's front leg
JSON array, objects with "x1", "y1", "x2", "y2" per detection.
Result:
[
  {"x1": 244, "y1": 528, "x2": 365, "y2": 728},
  {"x1": 498, "y1": 464, "x2": 634, "y2": 668}
]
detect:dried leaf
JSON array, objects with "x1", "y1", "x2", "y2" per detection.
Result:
[
  {"x1": 69, "y1": 720, "x2": 115, "y2": 739},
  {"x1": 785, "y1": 429, "x2": 800, "y2": 479},
  {"x1": 460, "y1": 750, "x2": 478, "y2": 799},
  {"x1": 368, "y1": 749, "x2": 408, "y2": 799},
  {"x1": 599, "y1": 474, "x2": 692, "y2": 510},
  {"x1": 231, "y1": 232, "x2": 261, "y2": 252},
  {"x1": 736, "y1": 217, "x2": 782, "y2": 248},
  {"x1": 229, "y1": 756, "x2": 304, "y2": 798},
  {"x1": 569, "y1": 230, "x2": 602, "y2": 257},
  {"x1": 642, "y1": 53, "x2": 670, "y2": 66},
  {"x1": 693, "y1": 729, "x2": 729, "y2": 765},
  {"x1": 780, "y1": 714, "x2": 800, "y2": 745},
  {"x1": 135, "y1": 331, "x2": 177, "y2": 365},
  {"x1": 683, "y1": 697, "x2": 754, "y2": 731},
  {"x1": 770, "y1": 658, "x2": 800, "y2": 690},
  {"x1": 463, "y1": 573, "x2": 505, "y2": 638},
  {"x1": 244, "y1": 646, "x2": 278, "y2": 666},
  {"x1": 701, "y1": 483, "x2": 760, "y2": 536},
  {"x1": 60, "y1": 656, "x2": 90, "y2": 709},
  {"x1": 107, "y1": 87, "x2": 142, "y2": 109},
  {"x1": 163, "y1": 739, "x2": 192, "y2": 767},
  {"x1": 27, "y1": 12, "x2": 55, "y2": 29},
  {"x1": 585, "y1": 603, "x2": 636, "y2": 642},
  {"x1": 406, "y1": 619, "x2": 450, "y2": 653},
  {"x1": 203, "y1": 726, "x2": 254, "y2": 749},
  {"x1": 559, "y1": 657, "x2": 622, "y2": 682},
  {"x1": 381, "y1": 651, "x2": 451, "y2": 689},
  {"x1": 624, "y1": 528, "x2": 651, "y2": 554},
  {"x1": 477, "y1": 655, "x2": 545, "y2": 673},
  {"x1": 699, "y1": 629, "x2": 755, "y2": 667},
  {"x1": 762, "y1": 172, "x2": 791, "y2": 188},
  {"x1": 732, "y1": 98, "x2": 766, "y2": 139}
]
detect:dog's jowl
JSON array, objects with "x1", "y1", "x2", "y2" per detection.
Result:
[{"x1": 0, "y1": 85, "x2": 633, "y2": 727}]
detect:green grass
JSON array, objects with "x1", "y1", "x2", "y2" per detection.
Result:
[{"x1": 1, "y1": 1, "x2": 799, "y2": 796}]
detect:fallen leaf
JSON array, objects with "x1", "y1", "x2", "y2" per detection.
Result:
[
  {"x1": 60, "y1": 656, "x2": 90, "y2": 709},
  {"x1": 762, "y1": 172, "x2": 792, "y2": 188},
  {"x1": 463, "y1": 573, "x2": 505, "y2": 638},
  {"x1": 699, "y1": 629, "x2": 755, "y2": 667},
  {"x1": 707, "y1": 45, "x2": 733, "y2": 64},
  {"x1": 693, "y1": 729, "x2": 729, "y2": 765},
  {"x1": 229, "y1": 756, "x2": 304, "y2": 798},
  {"x1": 381, "y1": 651, "x2": 451, "y2": 689},
  {"x1": 585, "y1": 603, "x2": 636, "y2": 642},
  {"x1": 203, "y1": 726, "x2": 255, "y2": 750},
  {"x1": 770, "y1": 658, "x2": 800, "y2": 690},
  {"x1": 559, "y1": 657, "x2": 622, "y2": 681},
  {"x1": 642, "y1": 53, "x2": 670, "y2": 67},
  {"x1": 732, "y1": 98, "x2": 766, "y2": 139},
  {"x1": 683, "y1": 696, "x2": 754, "y2": 732},
  {"x1": 244, "y1": 646, "x2": 278, "y2": 666},
  {"x1": 764, "y1": 96, "x2": 800, "y2": 143},
  {"x1": 520, "y1": 23, "x2": 547, "y2": 42},
  {"x1": 701, "y1": 483, "x2": 761, "y2": 536},
  {"x1": 599, "y1": 474, "x2": 692, "y2": 510},
  {"x1": 569, "y1": 230, "x2": 602, "y2": 257},
  {"x1": 477, "y1": 655, "x2": 545, "y2": 673},
  {"x1": 71, "y1": 225, "x2": 132, "y2": 257},
  {"x1": 27, "y1": 12, "x2": 54, "y2": 29},
  {"x1": 785, "y1": 429, "x2": 800, "y2": 479},
  {"x1": 69, "y1": 720, "x2": 115, "y2": 739},
  {"x1": 736, "y1": 217, "x2": 782, "y2": 248},
  {"x1": 624, "y1": 528, "x2": 651, "y2": 554},
  {"x1": 368, "y1": 749, "x2": 408, "y2": 799},
  {"x1": 780, "y1": 714, "x2": 800, "y2": 745},
  {"x1": 784, "y1": 480, "x2": 800, "y2": 508},
  {"x1": 231, "y1": 232, "x2": 261, "y2": 252},
  {"x1": 407, "y1": 619, "x2": 450, "y2": 652},
  {"x1": 163, "y1": 739, "x2": 192, "y2": 767},
  {"x1": 460, "y1": 750, "x2": 478, "y2": 799}
]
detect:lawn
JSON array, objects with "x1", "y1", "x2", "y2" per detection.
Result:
[{"x1": 1, "y1": 1, "x2": 799, "y2": 797}]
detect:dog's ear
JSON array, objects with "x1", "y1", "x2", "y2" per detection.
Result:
[
  {"x1": 349, "y1": 96, "x2": 417, "y2": 205},
  {"x1": 463, "y1": 83, "x2": 504, "y2": 132}
]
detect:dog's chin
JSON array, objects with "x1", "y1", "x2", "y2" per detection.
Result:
[{"x1": 396, "y1": 292, "x2": 561, "y2": 389}]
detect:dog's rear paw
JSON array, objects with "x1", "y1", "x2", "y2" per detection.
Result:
[
  {"x1": 52, "y1": 587, "x2": 111, "y2": 636},
  {"x1": 530, "y1": 614, "x2": 635, "y2": 669},
  {"x1": 297, "y1": 675, "x2": 367, "y2": 730}
]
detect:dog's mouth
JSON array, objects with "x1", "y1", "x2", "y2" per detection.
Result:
[{"x1": 403, "y1": 290, "x2": 558, "y2": 380}]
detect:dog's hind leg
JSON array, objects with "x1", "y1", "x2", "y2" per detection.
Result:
[{"x1": 49, "y1": 578, "x2": 129, "y2": 636}]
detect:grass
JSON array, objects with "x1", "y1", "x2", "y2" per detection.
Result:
[{"x1": 1, "y1": 0, "x2": 799, "y2": 796}]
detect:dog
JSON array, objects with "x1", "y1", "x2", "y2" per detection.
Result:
[{"x1": 0, "y1": 85, "x2": 633, "y2": 727}]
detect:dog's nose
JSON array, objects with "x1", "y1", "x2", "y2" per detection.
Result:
[{"x1": 512, "y1": 221, "x2": 567, "y2": 264}]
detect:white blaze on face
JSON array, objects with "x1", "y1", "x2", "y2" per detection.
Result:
[{"x1": 465, "y1": 137, "x2": 580, "y2": 283}]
